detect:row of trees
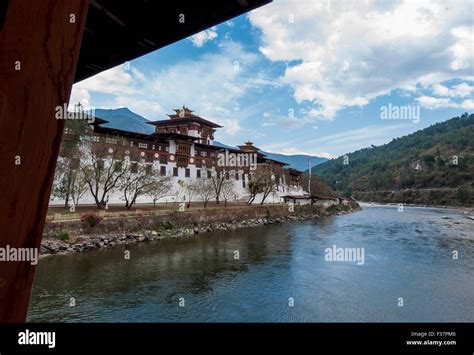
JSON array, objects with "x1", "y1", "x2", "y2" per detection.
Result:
[
  {"x1": 53, "y1": 137, "x2": 175, "y2": 209},
  {"x1": 247, "y1": 169, "x2": 279, "y2": 205},
  {"x1": 54, "y1": 149, "x2": 280, "y2": 209},
  {"x1": 52, "y1": 119, "x2": 283, "y2": 209},
  {"x1": 313, "y1": 112, "x2": 474, "y2": 196},
  {"x1": 187, "y1": 176, "x2": 235, "y2": 207},
  {"x1": 191, "y1": 168, "x2": 282, "y2": 206}
]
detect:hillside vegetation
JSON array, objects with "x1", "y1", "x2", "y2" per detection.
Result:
[{"x1": 312, "y1": 113, "x2": 474, "y2": 206}]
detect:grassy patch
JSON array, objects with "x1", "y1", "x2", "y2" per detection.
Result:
[{"x1": 57, "y1": 230, "x2": 69, "y2": 241}]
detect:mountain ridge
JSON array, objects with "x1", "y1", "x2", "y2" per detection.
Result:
[
  {"x1": 312, "y1": 113, "x2": 474, "y2": 206},
  {"x1": 93, "y1": 107, "x2": 155, "y2": 134}
]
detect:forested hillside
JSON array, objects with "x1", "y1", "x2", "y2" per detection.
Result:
[{"x1": 312, "y1": 113, "x2": 474, "y2": 206}]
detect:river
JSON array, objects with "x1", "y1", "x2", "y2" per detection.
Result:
[{"x1": 27, "y1": 206, "x2": 474, "y2": 322}]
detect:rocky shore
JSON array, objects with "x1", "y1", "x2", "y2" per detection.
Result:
[
  {"x1": 40, "y1": 203, "x2": 360, "y2": 257},
  {"x1": 359, "y1": 201, "x2": 474, "y2": 213}
]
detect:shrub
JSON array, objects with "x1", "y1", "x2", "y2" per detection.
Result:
[
  {"x1": 456, "y1": 187, "x2": 471, "y2": 205},
  {"x1": 163, "y1": 220, "x2": 176, "y2": 230},
  {"x1": 80, "y1": 212, "x2": 103, "y2": 227},
  {"x1": 58, "y1": 230, "x2": 69, "y2": 241}
]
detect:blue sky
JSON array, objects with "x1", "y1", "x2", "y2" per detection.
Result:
[{"x1": 71, "y1": 0, "x2": 473, "y2": 158}]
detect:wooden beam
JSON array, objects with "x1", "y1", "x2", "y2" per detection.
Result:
[{"x1": 0, "y1": 0, "x2": 89, "y2": 322}]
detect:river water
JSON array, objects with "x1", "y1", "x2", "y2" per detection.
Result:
[{"x1": 27, "y1": 206, "x2": 474, "y2": 322}]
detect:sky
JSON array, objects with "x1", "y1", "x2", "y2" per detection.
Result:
[{"x1": 70, "y1": 0, "x2": 474, "y2": 159}]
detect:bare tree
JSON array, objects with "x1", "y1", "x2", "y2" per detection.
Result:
[
  {"x1": 259, "y1": 171, "x2": 278, "y2": 205},
  {"x1": 172, "y1": 179, "x2": 194, "y2": 209},
  {"x1": 51, "y1": 157, "x2": 72, "y2": 206},
  {"x1": 247, "y1": 171, "x2": 266, "y2": 205},
  {"x1": 52, "y1": 115, "x2": 91, "y2": 207},
  {"x1": 184, "y1": 181, "x2": 195, "y2": 208},
  {"x1": 189, "y1": 178, "x2": 215, "y2": 207},
  {"x1": 79, "y1": 139, "x2": 130, "y2": 209},
  {"x1": 147, "y1": 175, "x2": 173, "y2": 207},
  {"x1": 118, "y1": 161, "x2": 155, "y2": 209},
  {"x1": 210, "y1": 166, "x2": 232, "y2": 204},
  {"x1": 300, "y1": 174, "x2": 334, "y2": 196},
  {"x1": 69, "y1": 168, "x2": 89, "y2": 206},
  {"x1": 220, "y1": 179, "x2": 236, "y2": 207},
  {"x1": 247, "y1": 169, "x2": 277, "y2": 205}
]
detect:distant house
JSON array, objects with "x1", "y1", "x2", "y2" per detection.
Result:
[
  {"x1": 281, "y1": 194, "x2": 312, "y2": 205},
  {"x1": 311, "y1": 194, "x2": 340, "y2": 207},
  {"x1": 281, "y1": 194, "x2": 342, "y2": 207}
]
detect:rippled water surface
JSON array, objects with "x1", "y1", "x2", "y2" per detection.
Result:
[{"x1": 27, "y1": 206, "x2": 474, "y2": 322}]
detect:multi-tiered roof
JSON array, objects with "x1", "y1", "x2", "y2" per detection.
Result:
[{"x1": 147, "y1": 106, "x2": 222, "y2": 129}]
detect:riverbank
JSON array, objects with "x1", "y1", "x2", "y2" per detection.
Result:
[
  {"x1": 352, "y1": 188, "x2": 473, "y2": 208},
  {"x1": 358, "y1": 201, "x2": 474, "y2": 214},
  {"x1": 40, "y1": 202, "x2": 361, "y2": 257}
]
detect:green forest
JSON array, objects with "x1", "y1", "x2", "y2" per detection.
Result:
[{"x1": 312, "y1": 113, "x2": 474, "y2": 206}]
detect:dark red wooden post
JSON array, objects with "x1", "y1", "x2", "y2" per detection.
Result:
[{"x1": 0, "y1": 0, "x2": 89, "y2": 322}]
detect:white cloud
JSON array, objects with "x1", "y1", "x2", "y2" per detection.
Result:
[
  {"x1": 461, "y1": 99, "x2": 474, "y2": 110},
  {"x1": 74, "y1": 65, "x2": 138, "y2": 96},
  {"x1": 249, "y1": 0, "x2": 474, "y2": 119},
  {"x1": 146, "y1": 42, "x2": 264, "y2": 126},
  {"x1": 71, "y1": 66, "x2": 163, "y2": 118},
  {"x1": 431, "y1": 84, "x2": 451, "y2": 96},
  {"x1": 261, "y1": 123, "x2": 416, "y2": 157},
  {"x1": 115, "y1": 97, "x2": 163, "y2": 117},
  {"x1": 68, "y1": 88, "x2": 91, "y2": 111},
  {"x1": 313, "y1": 124, "x2": 412, "y2": 146},
  {"x1": 189, "y1": 27, "x2": 218, "y2": 47},
  {"x1": 221, "y1": 119, "x2": 241, "y2": 135},
  {"x1": 431, "y1": 82, "x2": 474, "y2": 97},
  {"x1": 416, "y1": 95, "x2": 457, "y2": 109},
  {"x1": 262, "y1": 111, "x2": 311, "y2": 129},
  {"x1": 313, "y1": 152, "x2": 333, "y2": 159},
  {"x1": 70, "y1": 41, "x2": 273, "y2": 133},
  {"x1": 416, "y1": 94, "x2": 474, "y2": 110}
]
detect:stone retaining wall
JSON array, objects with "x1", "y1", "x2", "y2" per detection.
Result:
[{"x1": 41, "y1": 203, "x2": 360, "y2": 256}]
